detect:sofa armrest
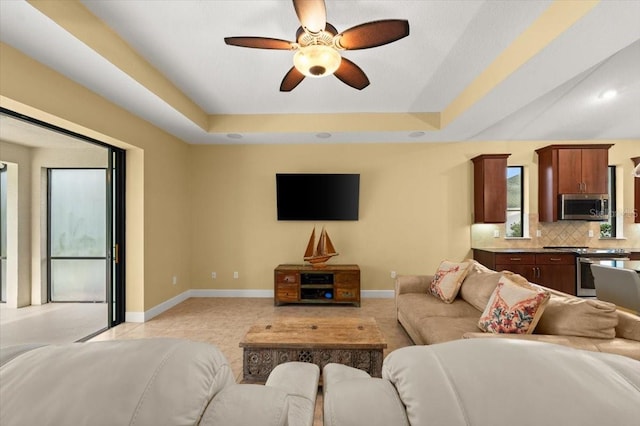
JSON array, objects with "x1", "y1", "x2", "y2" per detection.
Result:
[
  {"x1": 323, "y1": 364, "x2": 409, "y2": 426},
  {"x1": 201, "y1": 384, "x2": 289, "y2": 426},
  {"x1": 266, "y1": 362, "x2": 320, "y2": 426},
  {"x1": 395, "y1": 275, "x2": 432, "y2": 296}
]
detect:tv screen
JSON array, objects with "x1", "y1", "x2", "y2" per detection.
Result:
[{"x1": 276, "y1": 174, "x2": 360, "y2": 221}]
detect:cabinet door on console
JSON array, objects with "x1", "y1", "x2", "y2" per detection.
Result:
[
  {"x1": 334, "y1": 272, "x2": 360, "y2": 303},
  {"x1": 275, "y1": 271, "x2": 299, "y2": 304}
]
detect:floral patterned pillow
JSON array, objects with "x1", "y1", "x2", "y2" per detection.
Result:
[
  {"x1": 478, "y1": 275, "x2": 550, "y2": 334},
  {"x1": 429, "y1": 260, "x2": 471, "y2": 303}
]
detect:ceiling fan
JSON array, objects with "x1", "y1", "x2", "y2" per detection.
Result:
[{"x1": 224, "y1": 0, "x2": 409, "y2": 91}]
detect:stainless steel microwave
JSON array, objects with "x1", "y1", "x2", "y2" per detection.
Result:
[{"x1": 560, "y1": 194, "x2": 609, "y2": 220}]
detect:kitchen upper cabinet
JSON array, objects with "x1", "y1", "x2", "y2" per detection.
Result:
[
  {"x1": 536, "y1": 144, "x2": 613, "y2": 222},
  {"x1": 472, "y1": 154, "x2": 510, "y2": 223},
  {"x1": 557, "y1": 148, "x2": 609, "y2": 194}
]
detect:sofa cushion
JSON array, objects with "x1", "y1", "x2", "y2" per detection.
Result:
[
  {"x1": 535, "y1": 295, "x2": 618, "y2": 339},
  {"x1": 428, "y1": 260, "x2": 471, "y2": 303},
  {"x1": 478, "y1": 275, "x2": 550, "y2": 334},
  {"x1": 417, "y1": 316, "x2": 480, "y2": 344},
  {"x1": 459, "y1": 261, "x2": 502, "y2": 311},
  {"x1": 397, "y1": 293, "x2": 481, "y2": 325}
]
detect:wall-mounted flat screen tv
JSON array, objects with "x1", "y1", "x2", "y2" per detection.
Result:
[{"x1": 276, "y1": 173, "x2": 360, "y2": 221}]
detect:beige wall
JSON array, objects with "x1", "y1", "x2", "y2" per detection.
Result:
[{"x1": 189, "y1": 140, "x2": 640, "y2": 293}]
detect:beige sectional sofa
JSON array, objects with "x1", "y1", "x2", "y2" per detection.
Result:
[
  {"x1": 0, "y1": 338, "x2": 319, "y2": 426},
  {"x1": 396, "y1": 260, "x2": 640, "y2": 360},
  {"x1": 323, "y1": 338, "x2": 640, "y2": 426}
]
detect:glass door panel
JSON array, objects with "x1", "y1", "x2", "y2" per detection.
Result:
[{"x1": 49, "y1": 169, "x2": 107, "y2": 302}]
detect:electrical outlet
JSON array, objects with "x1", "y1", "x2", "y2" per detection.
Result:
[
  {"x1": 493, "y1": 229, "x2": 500, "y2": 238},
  {"x1": 211, "y1": 272, "x2": 216, "y2": 279},
  {"x1": 172, "y1": 275, "x2": 177, "y2": 285},
  {"x1": 536, "y1": 230, "x2": 542, "y2": 237},
  {"x1": 390, "y1": 271, "x2": 397, "y2": 279},
  {"x1": 588, "y1": 229, "x2": 594, "y2": 238},
  {"x1": 233, "y1": 271, "x2": 239, "y2": 279}
]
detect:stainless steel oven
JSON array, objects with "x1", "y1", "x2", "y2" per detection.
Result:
[{"x1": 577, "y1": 253, "x2": 630, "y2": 297}]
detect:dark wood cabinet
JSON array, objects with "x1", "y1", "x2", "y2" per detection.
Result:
[
  {"x1": 494, "y1": 253, "x2": 536, "y2": 281},
  {"x1": 536, "y1": 144, "x2": 612, "y2": 222},
  {"x1": 534, "y1": 254, "x2": 576, "y2": 295},
  {"x1": 274, "y1": 264, "x2": 360, "y2": 306},
  {"x1": 557, "y1": 148, "x2": 608, "y2": 194},
  {"x1": 474, "y1": 249, "x2": 576, "y2": 295},
  {"x1": 471, "y1": 154, "x2": 510, "y2": 223}
]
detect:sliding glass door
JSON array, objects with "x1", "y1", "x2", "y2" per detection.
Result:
[{"x1": 47, "y1": 151, "x2": 125, "y2": 327}]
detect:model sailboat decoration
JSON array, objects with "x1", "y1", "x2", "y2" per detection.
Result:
[{"x1": 304, "y1": 227, "x2": 338, "y2": 268}]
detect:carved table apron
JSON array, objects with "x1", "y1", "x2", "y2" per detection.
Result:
[{"x1": 239, "y1": 317, "x2": 387, "y2": 383}]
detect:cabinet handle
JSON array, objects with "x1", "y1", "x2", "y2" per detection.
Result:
[
  {"x1": 536, "y1": 267, "x2": 541, "y2": 279},
  {"x1": 549, "y1": 258, "x2": 562, "y2": 261},
  {"x1": 509, "y1": 258, "x2": 521, "y2": 261}
]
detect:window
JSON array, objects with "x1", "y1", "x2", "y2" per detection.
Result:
[
  {"x1": 600, "y1": 166, "x2": 616, "y2": 238},
  {"x1": 506, "y1": 166, "x2": 523, "y2": 237}
]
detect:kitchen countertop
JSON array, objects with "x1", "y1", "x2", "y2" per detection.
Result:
[
  {"x1": 472, "y1": 248, "x2": 578, "y2": 254},
  {"x1": 473, "y1": 248, "x2": 640, "y2": 254}
]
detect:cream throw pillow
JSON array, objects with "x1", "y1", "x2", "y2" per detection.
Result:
[
  {"x1": 478, "y1": 275, "x2": 550, "y2": 334},
  {"x1": 429, "y1": 260, "x2": 471, "y2": 303}
]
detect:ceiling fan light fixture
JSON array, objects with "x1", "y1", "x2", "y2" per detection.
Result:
[{"x1": 293, "y1": 45, "x2": 341, "y2": 78}]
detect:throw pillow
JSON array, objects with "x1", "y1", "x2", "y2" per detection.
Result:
[
  {"x1": 478, "y1": 275, "x2": 550, "y2": 334},
  {"x1": 429, "y1": 260, "x2": 471, "y2": 303}
]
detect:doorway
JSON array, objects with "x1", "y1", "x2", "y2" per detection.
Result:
[{"x1": 0, "y1": 109, "x2": 125, "y2": 343}]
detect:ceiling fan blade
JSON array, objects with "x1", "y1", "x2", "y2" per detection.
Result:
[
  {"x1": 280, "y1": 67, "x2": 306, "y2": 92},
  {"x1": 334, "y1": 58, "x2": 369, "y2": 90},
  {"x1": 292, "y1": 0, "x2": 326, "y2": 34},
  {"x1": 337, "y1": 20, "x2": 410, "y2": 50},
  {"x1": 224, "y1": 37, "x2": 295, "y2": 50}
]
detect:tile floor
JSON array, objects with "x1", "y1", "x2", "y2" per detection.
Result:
[
  {"x1": 91, "y1": 297, "x2": 414, "y2": 426},
  {"x1": 0, "y1": 302, "x2": 107, "y2": 346}
]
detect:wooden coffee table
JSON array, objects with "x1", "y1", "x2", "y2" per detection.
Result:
[{"x1": 239, "y1": 316, "x2": 387, "y2": 383}]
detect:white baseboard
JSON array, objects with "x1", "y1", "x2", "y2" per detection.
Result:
[
  {"x1": 361, "y1": 290, "x2": 394, "y2": 298},
  {"x1": 190, "y1": 289, "x2": 274, "y2": 298},
  {"x1": 125, "y1": 288, "x2": 394, "y2": 323}
]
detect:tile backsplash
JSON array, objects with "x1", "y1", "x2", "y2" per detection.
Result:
[{"x1": 471, "y1": 214, "x2": 640, "y2": 249}]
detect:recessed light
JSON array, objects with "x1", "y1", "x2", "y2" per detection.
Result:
[
  {"x1": 316, "y1": 132, "x2": 332, "y2": 139},
  {"x1": 226, "y1": 133, "x2": 243, "y2": 139},
  {"x1": 598, "y1": 89, "x2": 617, "y2": 100},
  {"x1": 409, "y1": 131, "x2": 425, "y2": 138}
]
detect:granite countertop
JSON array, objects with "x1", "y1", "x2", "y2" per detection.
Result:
[
  {"x1": 473, "y1": 247, "x2": 640, "y2": 254},
  {"x1": 472, "y1": 248, "x2": 576, "y2": 254}
]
